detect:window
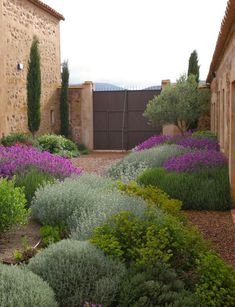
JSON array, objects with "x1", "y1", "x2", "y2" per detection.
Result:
[{"x1": 50, "y1": 110, "x2": 55, "y2": 126}]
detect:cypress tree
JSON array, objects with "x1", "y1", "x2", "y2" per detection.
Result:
[
  {"x1": 27, "y1": 36, "x2": 41, "y2": 137},
  {"x1": 60, "y1": 61, "x2": 69, "y2": 137},
  {"x1": 187, "y1": 50, "x2": 200, "y2": 83}
]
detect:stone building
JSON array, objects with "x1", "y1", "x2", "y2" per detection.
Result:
[
  {"x1": 0, "y1": 0, "x2": 64, "y2": 136},
  {"x1": 207, "y1": 0, "x2": 235, "y2": 199}
]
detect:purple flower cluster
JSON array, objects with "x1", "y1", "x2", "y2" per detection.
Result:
[
  {"x1": 135, "y1": 135, "x2": 173, "y2": 151},
  {"x1": 175, "y1": 137, "x2": 219, "y2": 151},
  {"x1": 0, "y1": 144, "x2": 82, "y2": 178},
  {"x1": 163, "y1": 150, "x2": 227, "y2": 173}
]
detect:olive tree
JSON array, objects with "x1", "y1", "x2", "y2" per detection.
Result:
[{"x1": 144, "y1": 74, "x2": 210, "y2": 135}]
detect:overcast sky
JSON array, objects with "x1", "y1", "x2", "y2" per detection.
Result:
[{"x1": 43, "y1": 0, "x2": 228, "y2": 87}]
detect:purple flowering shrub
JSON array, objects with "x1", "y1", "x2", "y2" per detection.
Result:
[
  {"x1": 134, "y1": 135, "x2": 173, "y2": 151},
  {"x1": 0, "y1": 144, "x2": 82, "y2": 179},
  {"x1": 163, "y1": 150, "x2": 227, "y2": 173},
  {"x1": 175, "y1": 137, "x2": 219, "y2": 151}
]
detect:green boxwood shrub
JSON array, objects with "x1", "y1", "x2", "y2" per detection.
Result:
[
  {"x1": 137, "y1": 167, "x2": 232, "y2": 210},
  {"x1": 15, "y1": 167, "x2": 55, "y2": 205},
  {"x1": 106, "y1": 144, "x2": 191, "y2": 181},
  {"x1": 0, "y1": 177, "x2": 29, "y2": 232},
  {"x1": 119, "y1": 264, "x2": 199, "y2": 307},
  {"x1": 90, "y1": 210, "x2": 207, "y2": 274},
  {"x1": 37, "y1": 134, "x2": 79, "y2": 157},
  {"x1": 195, "y1": 252, "x2": 235, "y2": 307},
  {"x1": 116, "y1": 181, "x2": 182, "y2": 216},
  {"x1": 0, "y1": 264, "x2": 57, "y2": 307},
  {"x1": 28, "y1": 240, "x2": 125, "y2": 307}
]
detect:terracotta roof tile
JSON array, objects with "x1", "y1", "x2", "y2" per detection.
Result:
[
  {"x1": 207, "y1": 0, "x2": 235, "y2": 83},
  {"x1": 28, "y1": 0, "x2": 65, "y2": 21}
]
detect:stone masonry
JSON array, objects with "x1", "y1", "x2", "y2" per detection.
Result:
[{"x1": 0, "y1": 0, "x2": 64, "y2": 136}]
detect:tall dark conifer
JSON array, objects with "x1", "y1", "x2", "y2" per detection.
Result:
[
  {"x1": 27, "y1": 36, "x2": 41, "y2": 137},
  {"x1": 60, "y1": 61, "x2": 69, "y2": 137},
  {"x1": 187, "y1": 50, "x2": 200, "y2": 83}
]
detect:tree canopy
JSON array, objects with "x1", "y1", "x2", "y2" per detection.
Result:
[
  {"x1": 27, "y1": 36, "x2": 41, "y2": 136},
  {"x1": 188, "y1": 50, "x2": 200, "y2": 83},
  {"x1": 144, "y1": 74, "x2": 210, "y2": 134}
]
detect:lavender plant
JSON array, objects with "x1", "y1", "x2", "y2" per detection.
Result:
[
  {"x1": 175, "y1": 136, "x2": 219, "y2": 151},
  {"x1": 0, "y1": 144, "x2": 81, "y2": 179},
  {"x1": 163, "y1": 150, "x2": 227, "y2": 173}
]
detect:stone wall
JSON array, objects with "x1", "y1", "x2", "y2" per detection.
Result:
[
  {"x1": 0, "y1": 0, "x2": 62, "y2": 137},
  {"x1": 210, "y1": 28, "x2": 235, "y2": 200}
]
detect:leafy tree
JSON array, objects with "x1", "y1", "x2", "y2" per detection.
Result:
[
  {"x1": 60, "y1": 61, "x2": 69, "y2": 137},
  {"x1": 144, "y1": 74, "x2": 210, "y2": 135},
  {"x1": 27, "y1": 36, "x2": 41, "y2": 137},
  {"x1": 188, "y1": 50, "x2": 200, "y2": 83}
]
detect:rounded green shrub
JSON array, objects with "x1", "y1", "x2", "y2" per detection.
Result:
[
  {"x1": 37, "y1": 134, "x2": 79, "y2": 157},
  {"x1": 90, "y1": 210, "x2": 207, "y2": 273},
  {"x1": 0, "y1": 264, "x2": 57, "y2": 307},
  {"x1": 195, "y1": 252, "x2": 235, "y2": 307},
  {"x1": 15, "y1": 167, "x2": 55, "y2": 205},
  {"x1": 137, "y1": 167, "x2": 232, "y2": 210},
  {"x1": 1, "y1": 133, "x2": 33, "y2": 146},
  {"x1": 0, "y1": 177, "x2": 29, "y2": 232},
  {"x1": 106, "y1": 144, "x2": 191, "y2": 181},
  {"x1": 28, "y1": 240, "x2": 125, "y2": 307},
  {"x1": 116, "y1": 181, "x2": 182, "y2": 216},
  {"x1": 119, "y1": 264, "x2": 199, "y2": 307},
  {"x1": 31, "y1": 174, "x2": 146, "y2": 239}
]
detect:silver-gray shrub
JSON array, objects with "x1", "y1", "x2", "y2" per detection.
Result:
[
  {"x1": 0, "y1": 264, "x2": 57, "y2": 307},
  {"x1": 31, "y1": 173, "x2": 147, "y2": 235},
  {"x1": 69, "y1": 188, "x2": 147, "y2": 240},
  {"x1": 106, "y1": 144, "x2": 191, "y2": 180},
  {"x1": 31, "y1": 173, "x2": 115, "y2": 226},
  {"x1": 28, "y1": 240, "x2": 126, "y2": 307}
]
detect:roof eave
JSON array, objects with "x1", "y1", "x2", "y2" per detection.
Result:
[{"x1": 28, "y1": 0, "x2": 65, "y2": 21}]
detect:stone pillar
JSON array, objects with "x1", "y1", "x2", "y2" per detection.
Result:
[
  {"x1": 0, "y1": 0, "x2": 7, "y2": 136},
  {"x1": 80, "y1": 81, "x2": 94, "y2": 150},
  {"x1": 230, "y1": 81, "x2": 235, "y2": 203},
  {"x1": 161, "y1": 79, "x2": 170, "y2": 89}
]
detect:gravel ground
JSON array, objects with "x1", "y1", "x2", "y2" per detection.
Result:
[
  {"x1": 1, "y1": 151, "x2": 235, "y2": 268},
  {"x1": 71, "y1": 151, "x2": 127, "y2": 175}
]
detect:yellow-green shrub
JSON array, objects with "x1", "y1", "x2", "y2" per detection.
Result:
[{"x1": 116, "y1": 181, "x2": 182, "y2": 216}]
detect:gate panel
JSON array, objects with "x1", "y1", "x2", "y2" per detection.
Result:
[{"x1": 93, "y1": 89, "x2": 161, "y2": 150}]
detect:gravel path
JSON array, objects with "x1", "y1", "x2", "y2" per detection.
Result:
[{"x1": 71, "y1": 152, "x2": 127, "y2": 175}]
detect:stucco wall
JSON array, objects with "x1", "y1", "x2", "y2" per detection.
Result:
[
  {"x1": 210, "y1": 26, "x2": 235, "y2": 200},
  {"x1": 0, "y1": 0, "x2": 62, "y2": 136}
]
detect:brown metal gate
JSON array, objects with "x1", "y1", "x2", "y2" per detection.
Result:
[{"x1": 93, "y1": 89, "x2": 161, "y2": 150}]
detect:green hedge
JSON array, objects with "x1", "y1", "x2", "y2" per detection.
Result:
[{"x1": 137, "y1": 167, "x2": 232, "y2": 210}]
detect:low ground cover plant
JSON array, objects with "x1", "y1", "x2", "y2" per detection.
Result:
[
  {"x1": 0, "y1": 177, "x2": 29, "y2": 232},
  {"x1": 175, "y1": 136, "x2": 219, "y2": 151},
  {"x1": 107, "y1": 144, "x2": 190, "y2": 181},
  {"x1": 37, "y1": 134, "x2": 79, "y2": 158},
  {"x1": 0, "y1": 144, "x2": 81, "y2": 179},
  {"x1": 138, "y1": 167, "x2": 232, "y2": 210},
  {"x1": 192, "y1": 130, "x2": 217, "y2": 140},
  {"x1": 0, "y1": 264, "x2": 57, "y2": 307},
  {"x1": 28, "y1": 240, "x2": 125, "y2": 307},
  {"x1": 163, "y1": 150, "x2": 227, "y2": 173}
]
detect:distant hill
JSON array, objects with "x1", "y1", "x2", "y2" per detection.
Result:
[
  {"x1": 143, "y1": 85, "x2": 161, "y2": 90},
  {"x1": 93, "y1": 83, "x2": 125, "y2": 91}
]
